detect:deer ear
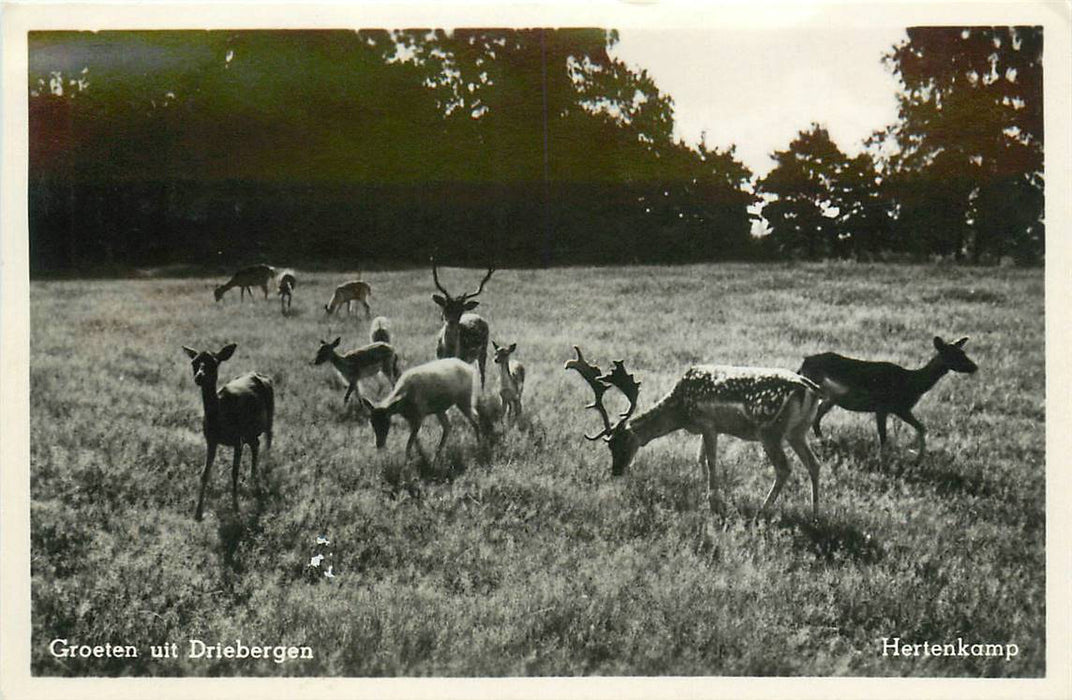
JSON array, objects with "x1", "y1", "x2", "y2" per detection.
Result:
[
  {"x1": 331, "y1": 337, "x2": 341, "y2": 348},
  {"x1": 432, "y1": 294, "x2": 447, "y2": 307},
  {"x1": 182, "y1": 346, "x2": 198, "y2": 359},
  {"x1": 508, "y1": 343, "x2": 517, "y2": 353},
  {"x1": 953, "y1": 336, "x2": 969, "y2": 348},
  {"x1": 933, "y1": 336, "x2": 946, "y2": 350},
  {"x1": 463, "y1": 300, "x2": 480, "y2": 311},
  {"x1": 492, "y1": 341, "x2": 500, "y2": 351},
  {"x1": 216, "y1": 343, "x2": 237, "y2": 362}
]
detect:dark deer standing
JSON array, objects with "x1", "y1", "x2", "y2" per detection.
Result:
[
  {"x1": 798, "y1": 336, "x2": 978, "y2": 462},
  {"x1": 182, "y1": 344, "x2": 274, "y2": 521},
  {"x1": 278, "y1": 271, "x2": 296, "y2": 314},
  {"x1": 215, "y1": 264, "x2": 276, "y2": 302},
  {"x1": 566, "y1": 346, "x2": 824, "y2": 520},
  {"x1": 431, "y1": 261, "x2": 494, "y2": 388}
]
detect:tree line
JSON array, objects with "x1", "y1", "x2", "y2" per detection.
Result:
[{"x1": 27, "y1": 26, "x2": 1043, "y2": 273}]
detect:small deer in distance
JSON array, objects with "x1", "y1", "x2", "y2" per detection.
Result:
[
  {"x1": 313, "y1": 337, "x2": 400, "y2": 408},
  {"x1": 325, "y1": 280, "x2": 372, "y2": 317},
  {"x1": 431, "y1": 260, "x2": 494, "y2": 388},
  {"x1": 493, "y1": 341, "x2": 525, "y2": 423},
  {"x1": 567, "y1": 346, "x2": 824, "y2": 520},
  {"x1": 370, "y1": 316, "x2": 402, "y2": 380},
  {"x1": 360, "y1": 358, "x2": 482, "y2": 465},
  {"x1": 278, "y1": 270, "x2": 296, "y2": 314},
  {"x1": 798, "y1": 335, "x2": 978, "y2": 463},
  {"x1": 182, "y1": 343, "x2": 274, "y2": 521},
  {"x1": 215, "y1": 264, "x2": 276, "y2": 302}
]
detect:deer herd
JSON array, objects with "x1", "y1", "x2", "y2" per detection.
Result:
[{"x1": 187, "y1": 262, "x2": 978, "y2": 524}]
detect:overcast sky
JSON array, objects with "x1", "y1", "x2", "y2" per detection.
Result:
[{"x1": 610, "y1": 28, "x2": 908, "y2": 177}]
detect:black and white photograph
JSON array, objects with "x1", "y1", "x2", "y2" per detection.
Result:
[{"x1": 1, "y1": 2, "x2": 1069, "y2": 698}]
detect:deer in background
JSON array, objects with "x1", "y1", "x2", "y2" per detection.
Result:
[
  {"x1": 214, "y1": 264, "x2": 276, "y2": 302},
  {"x1": 359, "y1": 358, "x2": 482, "y2": 465},
  {"x1": 431, "y1": 260, "x2": 494, "y2": 388},
  {"x1": 278, "y1": 270, "x2": 296, "y2": 314},
  {"x1": 325, "y1": 280, "x2": 372, "y2": 317},
  {"x1": 369, "y1": 316, "x2": 403, "y2": 384},
  {"x1": 313, "y1": 337, "x2": 400, "y2": 407},
  {"x1": 798, "y1": 336, "x2": 978, "y2": 463},
  {"x1": 567, "y1": 346, "x2": 824, "y2": 520},
  {"x1": 493, "y1": 341, "x2": 526, "y2": 423},
  {"x1": 182, "y1": 343, "x2": 274, "y2": 521}
]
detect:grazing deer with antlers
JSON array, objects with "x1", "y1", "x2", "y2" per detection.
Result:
[
  {"x1": 313, "y1": 337, "x2": 400, "y2": 407},
  {"x1": 214, "y1": 264, "x2": 276, "y2": 302},
  {"x1": 798, "y1": 336, "x2": 978, "y2": 463},
  {"x1": 359, "y1": 358, "x2": 481, "y2": 465},
  {"x1": 182, "y1": 343, "x2": 274, "y2": 521},
  {"x1": 325, "y1": 280, "x2": 372, "y2": 317},
  {"x1": 493, "y1": 341, "x2": 525, "y2": 423},
  {"x1": 431, "y1": 260, "x2": 494, "y2": 388},
  {"x1": 566, "y1": 346, "x2": 824, "y2": 520},
  {"x1": 278, "y1": 270, "x2": 296, "y2": 314}
]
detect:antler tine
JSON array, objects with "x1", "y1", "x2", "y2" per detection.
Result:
[
  {"x1": 429, "y1": 256, "x2": 450, "y2": 296},
  {"x1": 600, "y1": 360, "x2": 641, "y2": 428},
  {"x1": 564, "y1": 346, "x2": 613, "y2": 440},
  {"x1": 465, "y1": 267, "x2": 495, "y2": 299}
]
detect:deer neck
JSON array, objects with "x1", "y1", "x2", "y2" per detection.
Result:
[
  {"x1": 199, "y1": 380, "x2": 221, "y2": 427},
  {"x1": 327, "y1": 349, "x2": 353, "y2": 376},
  {"x1": 498, "y1": 361, "x2": 515, "y2": 392},
  {"x1": 908, "y1": 354, "x2": 951, "y2": 397},
  {"x1": 443, "y1": 319, "x2": 463, "y2": 356},
  {"x1": 627, "y1": 394, "x2": 684, "y2": 447}
]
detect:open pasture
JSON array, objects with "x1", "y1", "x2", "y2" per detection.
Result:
[{"x1": 29, "y1": 263, "x2": 1044, "y2": 677}]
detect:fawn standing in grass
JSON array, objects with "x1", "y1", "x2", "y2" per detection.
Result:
[
  {"x1": 567, "y1": 346, "x2": 824, "y2": 520},
  {"x1": 325, "y1": 280, "x2": 372, "y2": 317},
  {"x1": 313, "y1": 337, "x2": 400, "y2": 408},
  {"x1": 182, "y1": 343, "x2": 274, "y2": 521},
  {"x1": 278, "y1": 271, "x2": 296, "y2": 314},
  {"x1": 798, "y1": 336, "x2": 978, "y2": 462},
  {"x1": 214, "y1": 264, "x2": 276, "y2": 302},
  {"x1": 492, "y1": 341, "x2": 525, "y2": 424}
]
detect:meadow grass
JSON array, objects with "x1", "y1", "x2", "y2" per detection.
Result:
[{"x1": 29, "y1": 262, "x2": 1044, "y2": 677}]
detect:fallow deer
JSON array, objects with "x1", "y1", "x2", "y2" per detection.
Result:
[
  {"x1": 182, "y1": 343, "x2": 274, "y2": 521},
  {"x1": 566, "y1": 346, "x2": 824, "y2": 520},
  {"x1": 325, "y1": 280, "x2": 372, "y2": 317},
  {"x1": 214, "y1": 264, "x2": 276, "y2": 302},
  {"x1": 798, "y1": 336, "x2": 978, "y2": 462},
  {"x1": 431, "y1": 260, "x2": 494, "y2": 388},
  {"x1": 369, "y1": 316, "x2": 402, "y2": 380},
  {"x1": 359, "y1": 358, "x2": 481, "y2": 465},
  {"x1": 313, "y1": 337, "x2": 400, "y2": 407},
  {"x1": 278, "y1": 271, "x2": 296, "y2": 314},
  {"x1": 492, "y1": 341, "x2": 525, "y2": 423}
]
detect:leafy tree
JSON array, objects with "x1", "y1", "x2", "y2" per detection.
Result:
[{"x1": 878, "y1": 26, "x2": 1043, "y2": 263}]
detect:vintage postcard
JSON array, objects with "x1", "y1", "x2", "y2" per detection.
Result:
[{"x1": 2, "y1": 1, "x2": 1070, "y2": 699}]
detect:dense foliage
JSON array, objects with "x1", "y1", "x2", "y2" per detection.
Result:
[{"x1": 28, "y1": 26, "x2": 1044, "y2": 272}]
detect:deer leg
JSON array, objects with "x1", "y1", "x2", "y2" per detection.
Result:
[
  {"x1": 361, "y1": 299, "x2": 371, "y2": 318},
  {"x1": 458, "y1": 401, "x2": 482, "y2": 443},
  {"x1": 876, "y1": 411, "x2": 889, "y2": 446},
  {"x1": 434, "y1": 412, "x2": 453, "y2": 458},
  {"x1": 758, "y1": 438, "x2": 792, "y2": 519},
  {"x1": 405, "y1": 417, "x2": 430, "y2": 463},
  {"x1": 788, "y1": 434, "x2": 821, "y2": 521},
  {"x1": 700, "y1": 432, "x2": 725, "y2": 516},
  {"x1": 896, "y1": 410, "x2": 926, "y2": 463},
  {"x1": 346, "y1": 300, "x2": 352, "y2": 315},
  {"x1": 262, "y1": 283, "x2": 268, "y2": 299},
  {"x1": 249, "y1": 438, "x2": 260, "y2": 492},
  {"x1": 194, "y1": 442, "x2": 217, "y2": 521},
  {"x1": 812, "y1": 399, "x2": 835, "y2": 439},
  {"x1": 230, "y1": 443, "x2": 243, "y2": 513}
]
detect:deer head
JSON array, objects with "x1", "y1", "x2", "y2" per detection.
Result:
[
  {"x1": 933, "y1": 336, "x2": 978, "y2": 374},
  {"x1": 183, "y1": 343, "x2": 237, "y2": 387},
  {"x1": 565, "y1": 346, "x2": 641, "y2": 476},
  {"x1": 313, "y1": 338, "x2": 342, "y2": 366},
  {"x1": 492, "y1": 341, "x2": 517, "y2": 365},
  {"x1": 430, "y1": 258, "x2": 495, "y2": 326}
]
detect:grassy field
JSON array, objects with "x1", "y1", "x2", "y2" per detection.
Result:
[{"x1": 29, "y1": 262, "x2": 1044, "y2": 677}]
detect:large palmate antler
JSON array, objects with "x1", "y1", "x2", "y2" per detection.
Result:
[{"x1": 565, "y1": 346, "x2": 640, "y2": 441}]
